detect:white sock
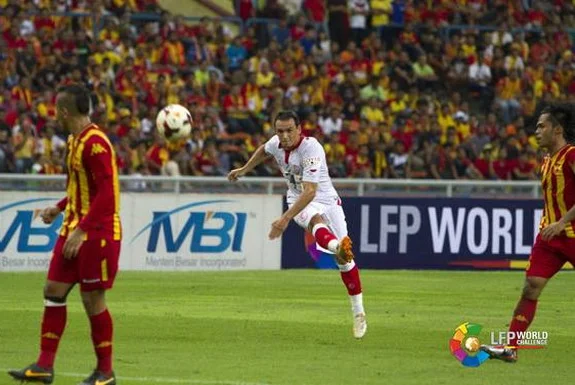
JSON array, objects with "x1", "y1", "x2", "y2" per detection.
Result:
[
  {"x1": 337, "y1": 260, "x2": 355, "y2": 272},
  {"x1": 350, "y1": 293, "x2": 364, "y2": 316}
]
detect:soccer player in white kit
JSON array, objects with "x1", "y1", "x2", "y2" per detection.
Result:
[{"x1": 227, "y1": 110, "x2": 367, "y2": 338}]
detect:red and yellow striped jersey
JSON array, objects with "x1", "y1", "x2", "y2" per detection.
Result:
[
  {"x1": 540, "y1": 145, "x2": 575, "y2": 237},
  {"x1": 57, "y1": 123, "x2": 121, "y2": 241}
]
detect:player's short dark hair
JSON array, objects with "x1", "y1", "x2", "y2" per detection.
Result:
[
  {"x1": 57, "y1": 84, "x2": 91, "y2": 115},
  {"x1": 273, "y1": 110, "x2": 300, "y2": 127},
  {"x1": 541, "y1": 103, "x2": 575, "y2": 144}
]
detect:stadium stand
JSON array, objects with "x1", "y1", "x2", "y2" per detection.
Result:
[{"x1": 0, "y1": 0, "x2": 573, "y2": 180}]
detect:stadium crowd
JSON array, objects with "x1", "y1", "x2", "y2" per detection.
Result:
[{"x1": 0, "y1": 0, "x2": 574, "y2": 180}]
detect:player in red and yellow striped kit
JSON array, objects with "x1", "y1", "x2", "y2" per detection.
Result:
[
  {"x1": 9, "y1": 85, "x2": 121, "y2": 385},
  {"x1": 482, "y1": 104, "x2": 575, "y2": 363}
]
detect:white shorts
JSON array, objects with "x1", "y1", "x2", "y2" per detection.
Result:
[{"x1": 291, "y1": 200, "x2": 348, "y2": 240}]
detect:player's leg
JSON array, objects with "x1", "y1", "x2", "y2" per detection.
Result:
[
  {"x1": 482, "y1": 236, "x2": 563, "y2": 362},
  {"x1": 8, "y1": 236, "x2": 76, "y2": 384},
  {"x1": 318, "y1": 204, "x2": 367, "y2": 338},
  {"x1": 77, "y1": 238, "x2": 120, "y2": 385},
  {"x1": 293, "y1": 202, "x2": 367, "y2": 338}
]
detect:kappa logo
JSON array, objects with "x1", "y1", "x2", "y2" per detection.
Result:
[
  {"x1": 91, "y1": 143, "x2": 108, "y2": 156},
  {"x1": 41, "y1": 332, "x2": 60, "y2": 340}
]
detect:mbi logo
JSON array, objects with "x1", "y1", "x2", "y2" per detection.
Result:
[
  {"x1": 0, "y1": 198, "x2": 62, "y2": 253},
  {"x1": 131, "y1": 200, "x2": 247, "y2": 253}
]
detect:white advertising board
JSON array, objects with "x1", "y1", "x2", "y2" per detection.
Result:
[{"x1": 0, "y1": 192, "x2": 282, "y2": 272}]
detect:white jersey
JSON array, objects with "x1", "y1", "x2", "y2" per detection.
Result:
[{"x1": 264, "y1": 135, "x2": 339, "y2": 205}]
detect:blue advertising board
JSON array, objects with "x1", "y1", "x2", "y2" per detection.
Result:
[{"x1": 281, "y1": 197, "x2": 546, "y2": 270}]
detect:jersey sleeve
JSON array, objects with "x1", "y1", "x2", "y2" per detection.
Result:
[
  {"x1": 264, "y1": 135, "x2": 280, "y2": 156},
  {"x1": 301, "y1": 138, "x2": 324, "y2": 184},
  {"x1": 82, "y1": 135, "x2": 114, "y2": 180},
  {"x1": 78, "y1": 133, "x2": 116, "y2": 232}
]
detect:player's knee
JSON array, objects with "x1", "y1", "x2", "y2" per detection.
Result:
[
  {"x1": 307, "y1": 214, "x2": 324, "y2": 232},
  {"x1": 81, "y1": 290, "x2": 107, "y2": 316},
  {"x1": 522, "y1": 277, "x2": 546, "y2": 300},
  {"x1": 43, "y1": 282, "x2": 69, "y2": 301}
]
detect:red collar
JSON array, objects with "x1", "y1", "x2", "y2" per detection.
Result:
[{"x1": 278, "y1": 135, "x2": 305, "y2": 151}]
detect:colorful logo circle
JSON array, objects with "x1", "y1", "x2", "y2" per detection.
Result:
[{"x1": 450, "y1": 322, "x2": 490, "y2": 367}]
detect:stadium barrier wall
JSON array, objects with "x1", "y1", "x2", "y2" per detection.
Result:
[
  {"x1": 0, "y1": 192, "x2": 282, "y2": 272},
  {"x1": 281, "y1": 197, "x2": 558, "y2": 271}
]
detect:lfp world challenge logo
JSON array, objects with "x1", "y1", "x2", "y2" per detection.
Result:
[
  {"x1": 449, "y1": 323, "x2": 490, "y2": 367},
  {"x1": 450, "y1": 322, "x2": 548, "y2": 367}
]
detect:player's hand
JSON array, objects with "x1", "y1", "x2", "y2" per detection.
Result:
[
  {"x1": 227, "y1": 167, "x2": 246, "y2": 182},
  {"x1": 40, "y1": 206, "x2": 61, "y2": 224},
  {"x1": 541, "y1": 220, "x2": 566, "y2": 241},
  {"x1": 63, "y1": 228, "x2": 86, "y2": 260},
  {"x1": 269, "y1": 217, "x2": 289, "y2": 240}
]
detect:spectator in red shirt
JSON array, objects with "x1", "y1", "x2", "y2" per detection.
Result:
[
  {"x1": 490, "y1": 147, "x2": 512, "y2": 180},
  {"x1": 190, "y1": 140, "x2": 224, "y2": 176},
  {"x1": 304, "y1": 0, "x2": 327, "y2": 26},
  {"x1": 512, "y1": 151, "x2": 537, "y2": 180},
  {"x1": 348, "y1": 144, "x2": 372, "y2": 177},
  {"x1": 290, "y1": 14, "x2": 307, "y2": 42},
  {"x1": 238, "y1": 0, "x2": 255, "y2": 20}
]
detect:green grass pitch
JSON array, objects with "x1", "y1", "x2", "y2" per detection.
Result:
[{"x1": 1, "y1": 270, "x2": 574, "y2": 385}]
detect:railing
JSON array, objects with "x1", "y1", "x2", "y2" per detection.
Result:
[{"x1": 0, "y1": 174, "x2": 541, "y2": 198}]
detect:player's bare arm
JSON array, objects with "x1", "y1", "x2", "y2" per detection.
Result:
[
  {"x1": 62, "y1": 227, "x2": 86, "y2": 259},
  {"x1": 40, "y1": 197, "x2": 68, "y2": 224},
  {"x1": 269, "y1": 181, "x2": 317, "y2": 240},
  {"x1": 228, "y1": 144, "x2": 270, "y2": 181},
  {"x1": 541, "y1": 161, "x2": 575, "y2": 241},
  {"x1": 40, "y1": 206, "x2": 61, "y2": 224}
]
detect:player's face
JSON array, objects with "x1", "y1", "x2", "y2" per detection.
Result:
[
  {"x1": 535, "y1": 113, "x2": 558, "y2": 149},
  {"x1": 55, "y1": 93, "x2": 69, "y2": 131},
  {"x1": 275, "y1": 118, "x2": 301, "y2": 150}
]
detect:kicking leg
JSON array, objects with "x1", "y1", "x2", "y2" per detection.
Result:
[
  {"x1": 482, "y1": 277, "x2": 547, "y2": 363},
  {"x1": 308, "y1": 212, "x2": 366, "y2": 339},
  {"x1": 482, "y1": 237, "x2": 562, "y2": 362}
]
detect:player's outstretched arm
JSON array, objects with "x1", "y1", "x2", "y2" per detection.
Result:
[
  {"x1": 269, "y1": 182, "x2": 317, "y2": 240},
  {"x1": 227, "y1": 144, "x2": 268, "y2": 182}
]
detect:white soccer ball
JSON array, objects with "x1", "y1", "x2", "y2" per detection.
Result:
[{"x1": 156, "y1": 104, "x2": 193, "y2": 141}]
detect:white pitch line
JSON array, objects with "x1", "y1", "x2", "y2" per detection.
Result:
[{"x1": 2, "y1": 369, "x2": 270, "y2": 385}]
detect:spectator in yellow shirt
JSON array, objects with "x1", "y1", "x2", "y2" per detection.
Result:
[
  {"x1": 437, "y1": 104, "x2": 456, "y2": 133},
  {"x1": 91, "y1": 41, "x2": 122, "y2": 66},
  {"x1": 371, "y1": 0, "x2": 392, "y2": 30},
  {"x1": 496, "y1": 71, "x2": 522, "y2": 123},
  {"x1": 361, "y1": 97, "x2": 385, "y2": 124},
  {"x1": 324, "y1": 133, "x2": 347, "y2": 177},
  {"x1": 256, "y1": 61, "x2": 275, "y2": 87},
  {"x1": 533, "y1": 70, "x2": 560, "y2": 99},
  {"x1": 12, "y1": 118, "x2": 36, "y2": 173}
]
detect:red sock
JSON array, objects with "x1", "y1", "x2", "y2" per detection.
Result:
[
  {"x1": 90, "y1": 309, "x2": 114, "y2": 374},
  {"x1": 312, "y1": 225, "x2": 337, "y2": 251},
  {"x1": 508, "y1": 297, "x2": 538, "y2": 346},
  {"x1": 340, "y1": 263, "x2": 362, "y2": 296},
  {"x1": 37, "y1": 304, "x2": 67, "y2": 369}
]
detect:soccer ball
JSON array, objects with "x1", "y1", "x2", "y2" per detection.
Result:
[
  {"x1": 156, "y1": 104, "x2": 193, "y2": 141},
  {"x1": 464, "y1": 337, "x2": 480, "y2": 353}
]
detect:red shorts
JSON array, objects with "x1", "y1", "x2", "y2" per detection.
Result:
[
  {"x1": 47, "y1": 235, "x2": 121, "y2": 292},
  {"x1": 527, "y1": 234, "x2": 575, "y2": 278}
]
